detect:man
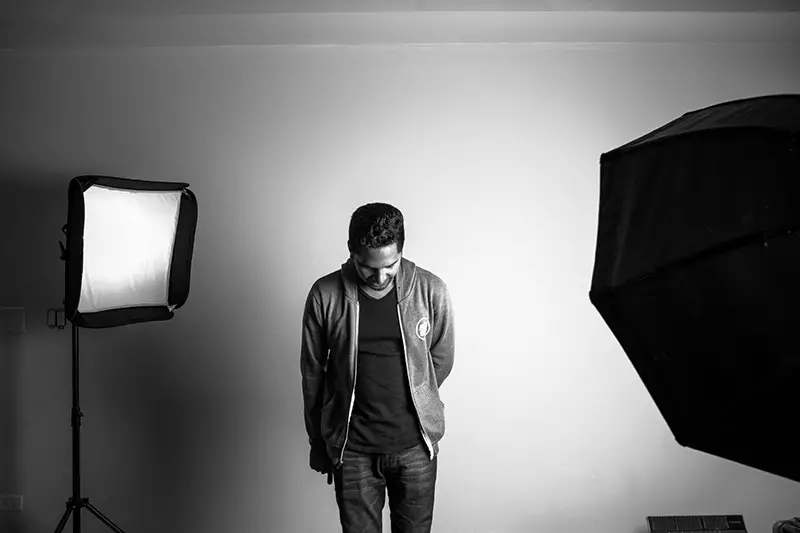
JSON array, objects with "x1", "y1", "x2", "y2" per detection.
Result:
[{"x1": 301, "y1": 202, "x2": 455, "y2": 533}]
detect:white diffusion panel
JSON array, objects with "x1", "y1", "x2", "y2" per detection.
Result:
[{"x1": 78, "y1": 185, "x2": 181, "y2": 313}]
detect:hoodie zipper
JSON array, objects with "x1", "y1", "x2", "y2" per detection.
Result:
[
  {"x1": 339, "y1": 301, "x2": 359, "y2": 466},
  {"x1": 397, "y1": 304, "x2": 434, "y2": 461},
  {"x1": 340, "y1": 298, "x2": 434, "y2": 464}
]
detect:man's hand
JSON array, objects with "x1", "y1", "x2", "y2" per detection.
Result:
[{"x1": 310, "y1": 439, "x2": 333, "y2": 485}]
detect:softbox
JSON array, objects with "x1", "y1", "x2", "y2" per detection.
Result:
[
  {"x1": 589, "y1": 94, "x2": 800, "y2": 483},
  {"x1": 63, "y1": 175, "x2": 198, "y2": 329}
]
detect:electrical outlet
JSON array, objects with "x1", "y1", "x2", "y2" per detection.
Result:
[{"x1": 0, "y1": 494, "x2": 23, "y2": 512}]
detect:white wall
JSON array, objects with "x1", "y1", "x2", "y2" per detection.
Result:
[{"x1": 1, "y1": 15, "x2": 799, "y2": 533}]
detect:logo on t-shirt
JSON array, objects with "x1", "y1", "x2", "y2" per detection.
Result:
[{"x1": 415, "y1": 317, "x2": 431, "y2": 340}]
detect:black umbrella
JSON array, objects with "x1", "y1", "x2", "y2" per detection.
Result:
[{"x1": 590, "y1": 94, "x2": 800, "y2": 483}]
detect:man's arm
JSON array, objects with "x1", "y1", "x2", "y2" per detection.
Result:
[
  {"x1": 430, "y1": 280, "x2": 455, "y2": 388},
  {"x1": 300, "y1": 286, "x2": 328, "y2": 445}
]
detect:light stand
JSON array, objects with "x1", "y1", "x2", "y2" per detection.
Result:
[
  {"x1": 52, "y1": 175, "x2": 198, "y2": 533},
  {"x1": 53, "y1": 323, "x2": 125, "y2": 533}
]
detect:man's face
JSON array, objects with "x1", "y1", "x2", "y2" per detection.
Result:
[{"x1": 352, "y1": 243, "x2": 402, "y2": 291}]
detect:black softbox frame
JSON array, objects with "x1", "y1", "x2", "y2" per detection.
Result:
[
  {"x1": 63, "y1": 175, "x2": 198, "y2": 329},
  {"x1": 590, "y1": 94, "x2": 800, "y2": 483}
]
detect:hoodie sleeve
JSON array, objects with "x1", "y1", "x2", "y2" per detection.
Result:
[
  {"x1": 300, "y1": 285, "x2": 328, "y2": 445},
  {"x1": 430, "y1": 279, "x2": 455, "y2": 388}
]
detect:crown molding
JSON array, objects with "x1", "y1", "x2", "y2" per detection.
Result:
[{"x1": 1, "y1": 11, "x2": 799, "y2": 50}]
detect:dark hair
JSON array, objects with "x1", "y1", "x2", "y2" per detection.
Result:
[{"x1": 348, "y1": 203, "x2": 405, "y2": 254}]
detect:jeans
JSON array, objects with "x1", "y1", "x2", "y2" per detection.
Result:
[{"x1": 333, "y1": 443, "x2": 437, "y2": 533}]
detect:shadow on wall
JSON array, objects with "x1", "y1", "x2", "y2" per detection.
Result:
[
  {"x1": 90, "y1": 325, "x2": 201, "y2": 533},
  {"x1": 0, "y1": 169, "x2": 73, "y2": 533},
  {"x1": 1, "y1": 334, "x2": 21, "y2": 533},
  {"x1": 0, "y1": 170, "x2": 205, "y2": 533},
  {"x1": 2, "y1": 167, "x2": 304, "y2": 533}
]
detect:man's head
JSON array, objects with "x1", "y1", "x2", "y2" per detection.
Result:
[{"x1": 348, "y1": 203, "x2": 404, "y2": 291}]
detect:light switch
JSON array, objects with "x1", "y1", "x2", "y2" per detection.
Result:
[{"x1": 0, "y1": 307, "x2": 26, "y2": 333}]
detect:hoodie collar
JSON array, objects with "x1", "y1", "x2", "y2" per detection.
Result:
[{"x1": 341, "y1": 256, "x2": 416, "y2": 302}]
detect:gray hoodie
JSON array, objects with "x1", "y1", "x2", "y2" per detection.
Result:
[{"x1": 301, "y1": 256, "x2": 455, "y2": 466}]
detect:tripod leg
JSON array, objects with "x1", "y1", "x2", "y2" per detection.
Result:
[
  {"x1": 84, "y1": 501, "x2": 127, "y2": 533},
  {"x1": 53, "y1": 501, "x2": 73, "y2": 533}
]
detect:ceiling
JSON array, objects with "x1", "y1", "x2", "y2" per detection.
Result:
[{"x1": 3, "y1": 0, "x2": 800, "y2": 16}]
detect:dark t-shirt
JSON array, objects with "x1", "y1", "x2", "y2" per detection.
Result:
[{"x1": 345, "y1": 285, "x2": 425, "y2": 454}]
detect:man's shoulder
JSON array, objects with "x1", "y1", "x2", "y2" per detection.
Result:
[
  {"x1": 309, "y1": 268, "x2": 343, "y2": 296},
  {"x1": 412, "y1": 264, "x2": 448, "y2": 292}
]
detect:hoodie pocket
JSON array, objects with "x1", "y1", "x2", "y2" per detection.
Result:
[
  {"x1": 320, "y1": 395, "x2": 344, "y2": 444},
  {"x1": 416, "y1": 386, "x2": 446, "y2": 443}
]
